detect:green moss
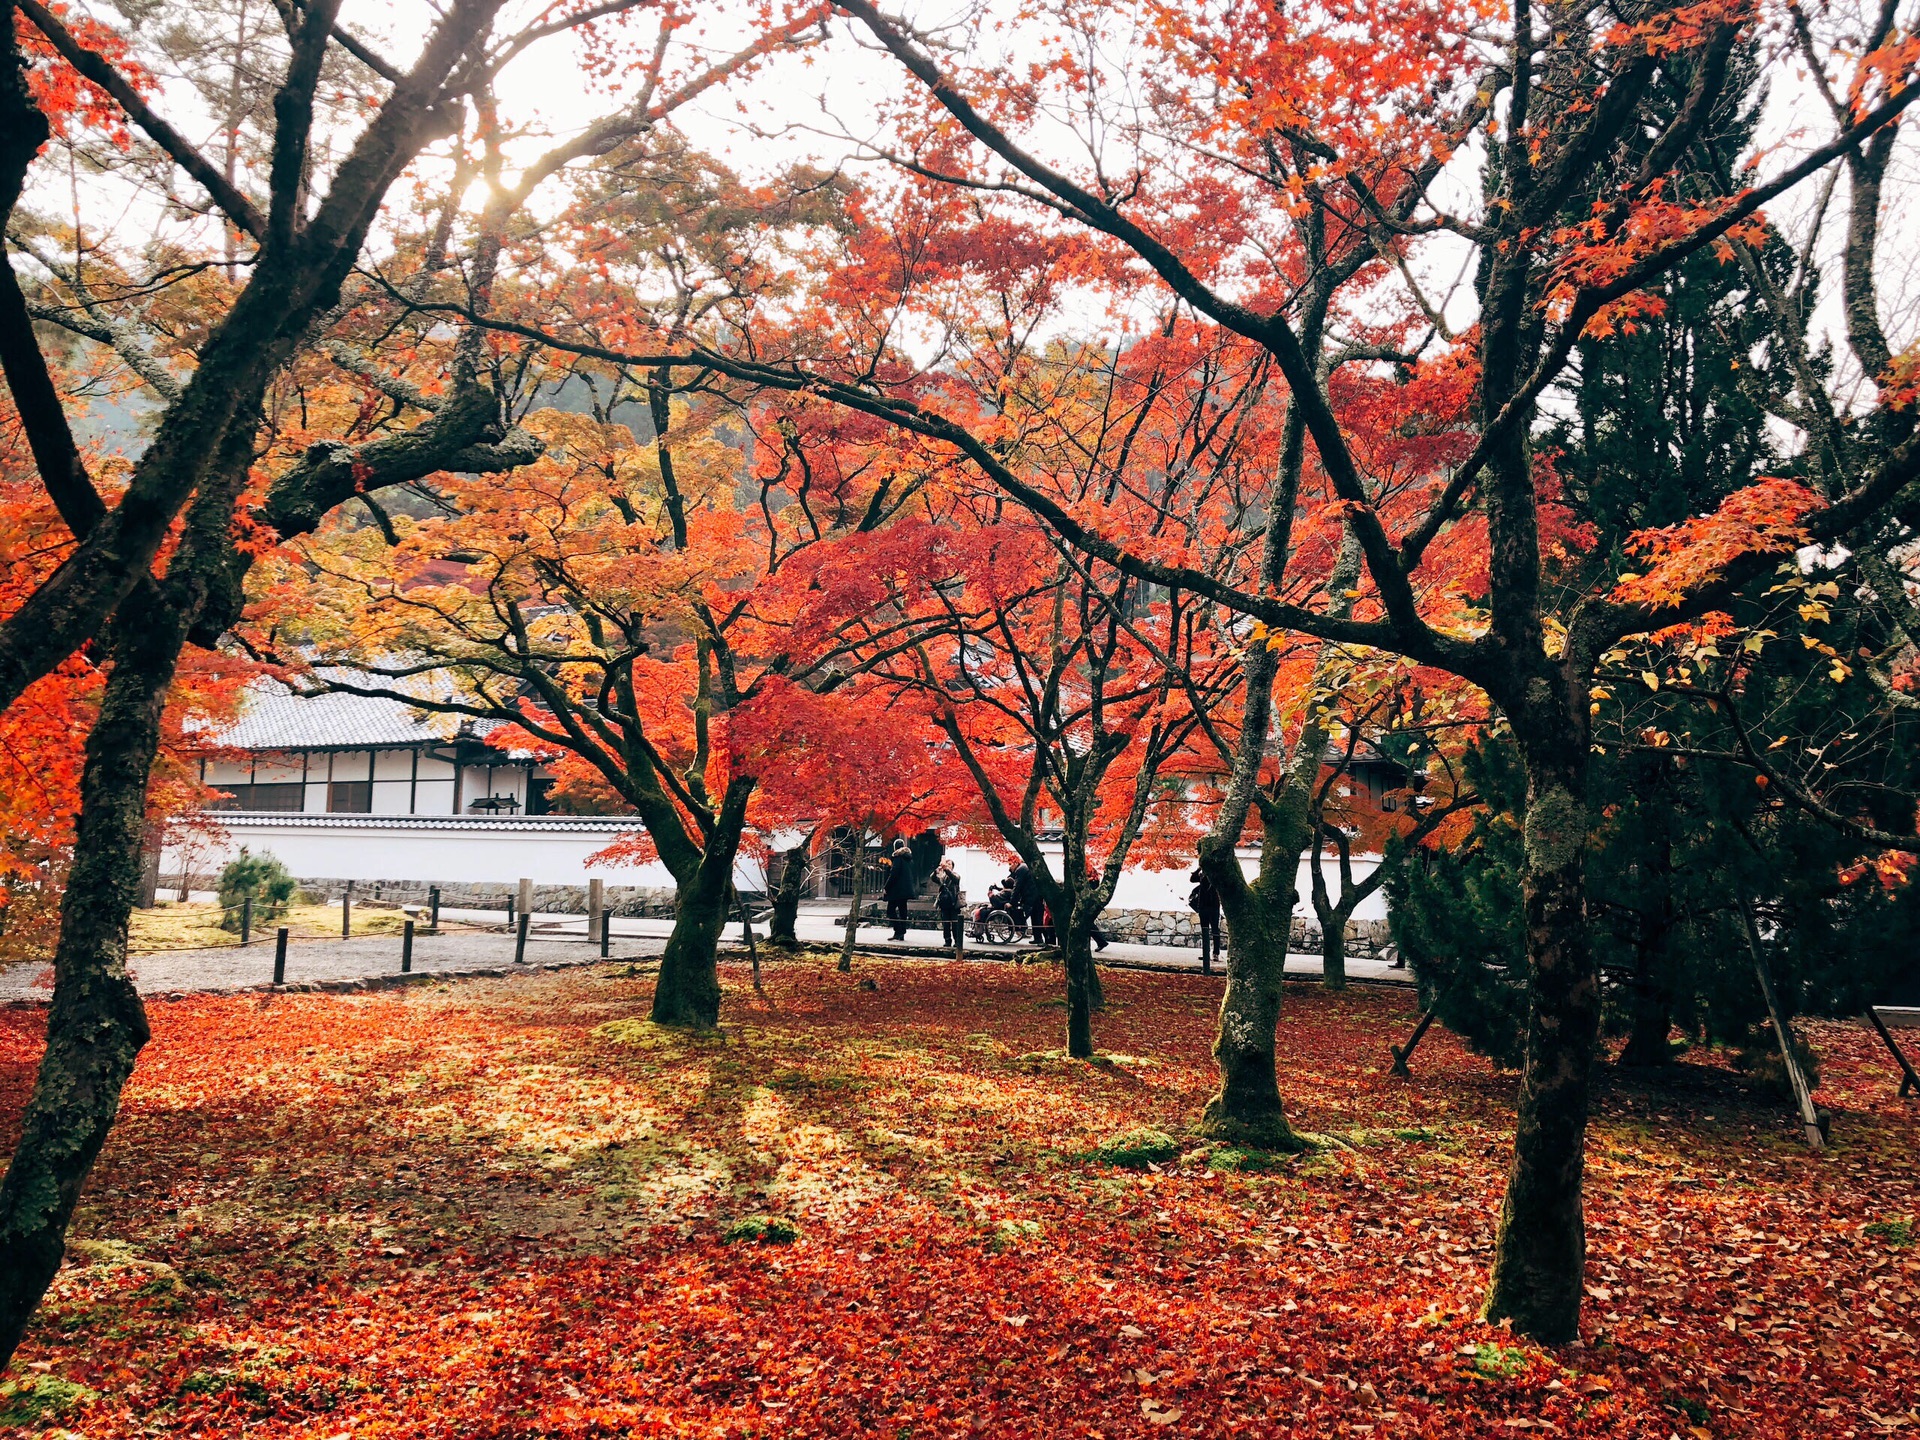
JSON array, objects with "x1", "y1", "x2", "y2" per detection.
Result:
[
  {"x1": 1523, "y1": 785, "x2": 1588, "y2": 875},
  {"x1": 1468, "y1": 1342, "x2": 1529, "y2": 1381},
  {"x1": 1864, "y1": 1216, "x2": 1914, "y2": 1247},
  {"x1": 1205, "y1": 1147, "x2": 1274, "y2": 1173},
  {"x1": 1092, "y1": 1126, "x2": 1180, "y2": 1169},
  {"x1": 0, "y1": 1373, "x2": 97, "y2": 1426},
  {"x1": 988, "y1": 1218, "x2": 1042, "y2": 1252},
  {"x1": 722, "y1": 1215, "x2": 800, "y2": 1244}
]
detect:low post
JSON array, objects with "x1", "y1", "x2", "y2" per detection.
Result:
[
  {"x1": 273, "y1": 927, "x2": 288, "y2": 986},
  {"x1": 600, "y1": 915, "x2": 611, "y2": 958},
  {"x1": 401, "y1": 919, "x2": 414, "y2": 973},
  {"x1": 1742, "y1": 899, "x2": 1826, "y2": 1150},
  {"x1": 342, "y1": 881, "x2": 352, "y2": 939},
  {"x1": 241, "y1": 895, "x2": 252, "y2": 947},
  {"x1": 1865, "y1": 1007, "x2": 1919, "y2": 1098},
  {"x1": 429, "y1": 886, "x2": 441, "y2": 932},
  {"x1": 514, "y1": 910, "x2": 530, "y2": 964},
  {"x1": 506, "y1": 894, "x2": 515, "y2": 928},
  {"x1": 588, "y1": 877, "x2": 604, "y2": 947}
]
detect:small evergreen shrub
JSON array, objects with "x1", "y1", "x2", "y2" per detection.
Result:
[{"x1": 216, "y1": 849, "x2": 296, "y2": 933}]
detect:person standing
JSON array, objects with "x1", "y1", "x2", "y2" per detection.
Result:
[
  {"x1": 883, "y1": 836, "x2": 916, "y2": 941},
  {"x1": 1008, "y1": 860, "x2": 1036, "y2": 938},
  {"x1": 1189, "y1": 867, "x2": 1222, "y2": 975},
  {"x1": 1083, "y1": 864, "x2": 1110, "y2": 952},
  {"x1": 934, "y1": 858, "x2": 963, "y2": 948}
]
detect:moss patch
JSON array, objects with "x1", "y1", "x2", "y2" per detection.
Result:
[{"x1": 1092, "y1": 1126, "x2": 1180, "y2": 1169}]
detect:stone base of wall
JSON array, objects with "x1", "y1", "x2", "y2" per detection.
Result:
[
  {"x1": 1098, "y1": 913, "x2": 1397, "y2": 960},
  {"x1": 1083, "y1": 910, "x2": 1396, "y2": 959},
  {"x1": 1099, "y1": 909, "x2": 1210, "y2": 946},
  {"x1": 1286, "y1": 916, "x2": 1397, "y2": 960}
]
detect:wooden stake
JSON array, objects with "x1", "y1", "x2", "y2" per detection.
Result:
[
  {"x1": 1388, "y1": 1009, "x2": 1436, "y2": 1078},
  {"x1": 1865, "y1": 1006, "x2": 1920, "y2": 1098},
  {"x1": 1741, "y1": 899, "x2": 1825, "y2": 1150}
]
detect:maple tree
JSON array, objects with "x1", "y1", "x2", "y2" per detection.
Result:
[
  {"x1": 248, "y1": 344, "x2": 957, "y2": 1028},
  {"x1": 1303, "y1": 667, "x2": 1483, "y2": 988},
  {"x1": 613, "y1": 0, "x2": 1918, "y2": 1342},
  {"x1": 733, "y1": 679, "x2": 974, "y2": 968},
  {"x1": 0, "y1": 0, "x2": 826, "y2": 1364}
]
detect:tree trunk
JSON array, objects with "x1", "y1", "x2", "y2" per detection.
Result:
[
  {"x1": 1061, "y1": 918, "x2": 1097, "y2": 1059},
  {"x1": 1617, "y1": 796, "x2": 1674, "y2": 1068},
  {"x1": 652, "y1": 876, "x2": 731, "y2": 1028},
  {"x1": 1308, "y1": 835, "x2": 1354, "y2": 990},
  {"x1": 837, "y1": 828, "x2": 869, "y2": 973},
  {"x1": 1484, "y1": 739, "x2": 1599, "y2": 1345},
  {"x1": 650, "y1": 779, "x2": 753, "y2": 1029},
  {"x1": 0, "y1": 602, "x2": 184, "y2": 1367},
  {"x1": 1618, "y1": 937, "x2": 1674, "y2": 1068},
  {"x1": 1319, "y1": 918, "x2": 1348, "y2": 991},
  {"x1": 767, "y1": 840, "x2": 809, "y2": 947},
  {"x1": 1201, "y1": 858, "x2": 1305, "y2": 1150}
]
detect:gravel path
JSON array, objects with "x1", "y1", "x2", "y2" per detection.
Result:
[{"x1": 0, "y1": 925, "x2": 660, "y2": 1004}]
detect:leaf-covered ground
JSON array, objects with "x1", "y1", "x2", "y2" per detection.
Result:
[
  {"x1": 1, "y1": 960, "x2": 1914, "y2": 1437},
  {"x1": 127, "y1": 901, "x2": 409, "y2": 955}
]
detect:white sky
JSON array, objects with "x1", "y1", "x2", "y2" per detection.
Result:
[{"x1": 22, "y1": 0, "x2": 1918, "y2": 409}]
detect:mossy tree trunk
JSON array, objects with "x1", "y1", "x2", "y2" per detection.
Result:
[
  {"x1": 837, "y1": 826, "x2": 870, "y2": 973},
  {"x1": 767, "y1": 836, "x2": 812, "y2": 947},
  {"x1": 1201, "y1": 795, "x2": 1311, "y2": 1150},
  {"x1": 0, "y1": 592, "x2": 183, "y2": 1367},
  {"x1": 1483, "y1": 705, "x2": 1600, "y2": 1345},
  {"x1": 1060, "y1": 914, "x2": 1098, "y2": 1059},
  {"x1": 650, "y1": 777, "x2": 753, "y2": 1029}
]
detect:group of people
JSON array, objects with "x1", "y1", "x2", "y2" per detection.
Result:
[
  {"x1": 965, "y1": 859, "x2": 1110, "y2": 950},
  {"x1": 880, "y1": 837, "x2": 1225, "y2": 967}
]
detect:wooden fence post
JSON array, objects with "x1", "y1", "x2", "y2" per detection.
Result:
[
  {"x1": 402, "y1": 919, "x2": 414, "y2": 973},
  {"x1": 273, "y1": 928, "x2": 288, "y2": 986},
  {"x1": 514, "y1": 911, "x2": 530, "y2": 965}
]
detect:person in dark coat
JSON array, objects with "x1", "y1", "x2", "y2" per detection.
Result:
[
  {"x1": 883, "y1": 836, "x2": 916, "y2": 941},
  {"x1": 1189, "y1": 867, "x2": 1222, "y2": 973},
  {"x1": 1007, "y1": 860, "x2": 1036, "y2": 937},
  {"x1": 1082, "y1": 864, "x2": 1110, "y2": 952},
  {"x1": 933, "y1": 858, "x2": 963, "y2": 947}
]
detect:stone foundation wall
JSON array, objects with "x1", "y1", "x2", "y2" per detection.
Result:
[{"x1": 1092, "y1": 909, "x2": 1396, "y2": 958}]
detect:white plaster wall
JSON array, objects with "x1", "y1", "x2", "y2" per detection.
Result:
[
  {"x1": 940, "y1": 843, "x2": 1386, "y2": 921},
  {"x1": 165, "y1": 817, "x2": 1386, "y2": 921},
  {"x1": 164, "y1": 816, "x2": 692, "y2": 890}
]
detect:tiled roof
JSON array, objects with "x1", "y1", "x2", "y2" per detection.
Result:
[{"x1": 210, "y1": 670, "x2": 491, "y2": 751}]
